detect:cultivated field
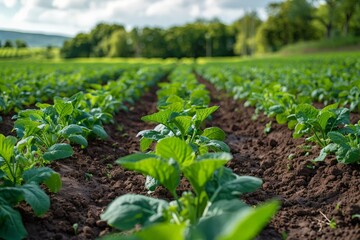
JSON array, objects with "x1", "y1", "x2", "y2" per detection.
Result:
[{"x1": 0, "y1": 52, "x2": 359, "y2": 239}]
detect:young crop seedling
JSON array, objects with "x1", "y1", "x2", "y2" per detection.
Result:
[
  {"x1": 101, "y1": 137, "x2": 279, "y2": 240},
  {"x1": 0, "y1": 134, "x2": 62, "y2": 239}
]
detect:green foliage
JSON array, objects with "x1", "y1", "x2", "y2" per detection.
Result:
[
  {"x1": 102, "y1": 67, "x2": 278, "y2": 240},
  {"x1": 0, "y1": 133, "x2": 62, "y2": 239}
]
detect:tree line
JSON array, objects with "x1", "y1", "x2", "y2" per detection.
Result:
[
  {"x1": 61, "y1": 0, "x2": 360, "y2": 58},
  {"x1": 0, "y1": 39, "x2": 28, "y2": 49}
]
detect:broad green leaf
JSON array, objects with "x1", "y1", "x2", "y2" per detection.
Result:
[
  {"x1": 14, "y1": 119, "x2": 41, "y2": 138},
  {"x1": 140, "y1": 137, "x2": 153, "y2": 152},
  {"x1": 117, "y1": 153, "x2": 180, "y2": 194},
  {"x1": 135, "y1": 223, "x2": 186, "y2": 240},
  {"x1": 268, "y1": 105, "x2": 285, "y2": 114},
  {"x1": 0, "y1": 134, "x2": 16, "y2": 162},
  {"x1": 23, "y1": 167, "x2": 62, "y2": 193},
  {"x1": 218, "y1": 200, "x2": 280, "y2": 240},
  {"x1": 206, "y1": 167, "x2": 262, "y2": 201},
  {"x1": 328, "y1": 132, "x2": 348, "y2": 148},
  {"x1": 340, "y1": 148, "x2": 360, "y2": 164},
  {"x1": 205, "y1": 140, "x2": 230, "y2": 153},
  {"x1": 0, "y1": 198, "x2": 27, "y2": 240},
  {"x1": 59, "y1": 124, "x2": 83, "y2": 136},
  {"x1": 212, "y1": 176, "x2": 263, "y2": 201},
  {"x1": 141, "y1": 110, "x2": 173, "y2": 125},
  {"x1": 93, "y1": 125, "x2": 108, "y2": 139},
  {"x1": 172, "y1": 116, "x2": 192, "y2": 136},
  {"x1": 317, "y1": 111, "x2": 335, "y2": 131},
  {"x1": 276, "y1": 113, "x2": 288, "y2": 125},
  {"x1": 54, "y1": 97, "x2": 73, "y2": 117},
  {"x1": 21, "y1": 183, "x2": 50, "y2": 216},
  {"x1": 321, "y1": 103, "x2": 338, "y2": 112},
  {"x1": 183, "y1": 153, "x2": 231, "y2": 194},
  {"x1": 156, "y1": 137, "x2": 195, "y2": 166},
  {"x1": 0, "y1": 187, "x2": 23, "y2": 205},
  {"x1": 206, "y1": 199, "x2": 247, "y2": 217},
  {"x1": 43, "y1": 143, "x2": 74, "y2": 161},
  {"x1": 194, "y1": 106, "x2": 219, "y2": 125},
  {"x1": 202, "y1": 127, "x2": 226, "y2": 141},
  {"x1": 101, "y1": 194, "x2": 168, "y2": 231},
  {"x1": 330, "y1": 108, "x2": 350, "y2": 127},
  {"x1": 295, "y1": 104, "x2": 318, "y2": 123},
  {"x1": 16, "y1": 109, "x2": 44, "y2": 119},
  {"x1": 69, "y1": 134, "x2": 88, "y2": 147}
]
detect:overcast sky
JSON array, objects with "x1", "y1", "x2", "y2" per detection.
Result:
[{"x1": 0, "y1": 0, "x2": 279, "y2": 36}]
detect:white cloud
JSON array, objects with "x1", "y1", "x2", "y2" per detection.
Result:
[
  {"x1": 1, "y1": 0, "x2": 278, "y2": 35},
  {"x1": 2, "y1": 0, "x2": 17, "y2": 8}
]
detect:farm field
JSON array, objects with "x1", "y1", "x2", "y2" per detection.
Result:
[{"x1": 0, "y1": 52, "x2": 359, "y2": 240}]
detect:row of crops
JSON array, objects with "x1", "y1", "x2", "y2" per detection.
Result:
[
  {"x1": 0, "y1": 52, "x2": 359, "y2": 239},
  {"x1": 197, "y1": 54, "x2": 360, "y2": 164},
  {"x1": 0, "y1": 63, "x2": 170, "y2": 239},
  {"x1": 99, "y1": 67, "x2": 279, "y2": 239}
]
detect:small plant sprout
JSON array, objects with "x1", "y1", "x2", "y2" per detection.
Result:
[
  {"x1": 72, "y1": 223, "x2": 79, "y2": 235},
  {"x1": 315, "y1": 211, "x2": 336, "y2": 231}
]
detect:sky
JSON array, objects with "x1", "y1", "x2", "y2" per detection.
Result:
[{"x1": 0, "y1": 0, "x2": 278, "y2": 36}]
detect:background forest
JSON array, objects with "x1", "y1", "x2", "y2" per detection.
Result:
[{"x1": 60, "y1": 0, "x2": 360, "y2": 58}]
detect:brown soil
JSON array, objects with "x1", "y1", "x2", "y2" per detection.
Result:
[{"x1": 3, "y1": 76, "x2": 359, "y2": 239}]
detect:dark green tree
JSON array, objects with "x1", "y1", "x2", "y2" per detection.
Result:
[
  {"x1": 4, "y1": 40, "x2": 13, "y2": 48},
  {"x1": 15, "y1": 39, "x2": 27, "y2": 48}
]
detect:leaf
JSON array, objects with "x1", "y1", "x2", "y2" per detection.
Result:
[
  {"x1": 328, "y1": 132, "x2": 348, "y2": 148},
  {"x1": 141, "y1": 110, "x2": 173, "y2": 125},
  {"x1": 156, "y1": 137, "x2": 195, "y2": 166},
  {"x1": 140, "y1": 137, "x2": 153, "y2": 152},
  {"x1": 69, "y1": 134, "x2": 88, "y2": 147},
  {"x1": 340, "y1": 148, "x2": 360, "y2": 164},
  {"x1": 205, "y1": 140, "x2": 230, "y2": 153},
  {"x1": 101, "y1": 194, "x2": 168, "y2": 231},
  {"x1": 23, "y1": 167, "x2": 62, "y2": 193},
  {"x1": 194, "y1": 106, "x2": 219, "y2": 126},
  {"x1": 43, "y1": 143, "x2": 74, "y2": 161},
  {"x1": 331, "y1": 108, "x2": 350, "y2": 126},
  {"x1": 295, "y1": 104, "x2": 318, "y2": 123},
  {"x1": 135, "y1": 223, "x2": 186, "y2": 240},
  {"x1": 92, "y1": 125, "x2": 108, "y2": 139},
  {"x1": 59, "y1": 124, "x2": 83, "y2": 136},
  {"x1": 172, "y1": 116, "x2": 192, "y2": 136},
  {"x1": 276, "y1": 113, "x2": 288, "y2": 125},
  {"x1": 0, "y1": 134, "x2": 16, "y2": 162},
  {"x1": 117, "y1": 153, "x2": 180, "y2": 194},
  {"x1": 317, "y1": 111, "x2": 335, "y2": 131},
  {"x1": 202, "y1": 127, "x2": 226, "y2": 141},
  {"x1": 218, "y1": 200, "x2": 280, "y2": 240},
  {"x1": 206, "y1": 199, "x2": 247, "y2": 217},
  {"x1": 0, "y1": 198, "x2": 27, "y2": 240},
  {"x1": 206, "y1": 166, "x2": 262, "y2": 201},
  {"x1": 183, "y1": 153, "x2": 231, "y2": 194},
  {"x1": 54, "y1": 97, "x2": 73, "y2": 117},
  {"x1": 21, "y1": 183, "x2": 50, "y2": 216}
]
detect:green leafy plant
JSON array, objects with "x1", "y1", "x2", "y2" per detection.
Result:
[
  {"x1": 101, "y1": 137, "x2": 278, "y2": 240},
  {"x1": 289, "y1": 103, "x2": 350, "y2": 147},
  {"x1": 0, "y1": 134, "x2": 62, "y2": 239},
  {"x1": 138, "y1": 105, "x2": 229, "y2": 154}
]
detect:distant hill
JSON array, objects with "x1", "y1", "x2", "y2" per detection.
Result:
[{"x1": 0, "y1": 30, "x2": 70, "y2": 47}]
